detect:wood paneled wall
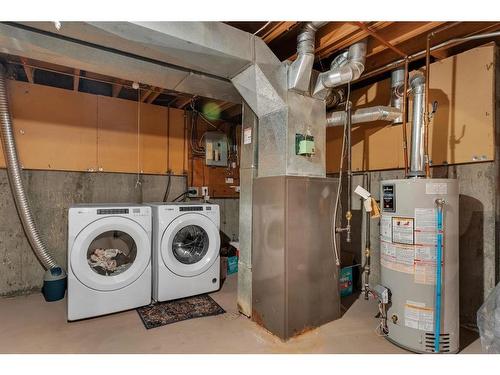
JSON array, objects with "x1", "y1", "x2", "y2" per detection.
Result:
[
  {"x1": 0, "y1": 80, "x2": 189, "y2": 175},
  {"x1": 326, "y1": 43, "x2": 496, "y2": 173},
  {"x1": 188, "y1": 116, "x2": 241, "y2": 198}
]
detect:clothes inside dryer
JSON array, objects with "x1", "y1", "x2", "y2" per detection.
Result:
[
  {"x1": 87, "y1": 230, "x2": 137, "y2": 276},
  {"x1": 172, "y1": 225, "x2": 209, "y2": 265}
]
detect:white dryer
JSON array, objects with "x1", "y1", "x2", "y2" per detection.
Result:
[
  {"x1": 67, "y1": 204, "x2": 152, "y2": 321},
  {"x1": 149, "y1": 203, "x2": 220, "y2": 302}
]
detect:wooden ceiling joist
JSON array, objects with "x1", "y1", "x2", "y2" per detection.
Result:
[
  {"x1": 313, "y1": 21, "x2": 393, "y2": 60},
  {"x1": 20, "y1": 58, "x2": 34, "y2": 83},
  {"x1": 112, "y1": 84, "x2": 122, "y2": 97},
  {"x1": 366, "y1": 22, "x2": 447, "y2": 58},
  {"x1": 261, "y1": 21, "x2": 298, "y2": 43},
  {"x1": 222, "y1": 104, "x2": 242, "y2": 119},
  {"x1": 73, "y1": 69, "x2": 80, "y2": 91},
  {"x1": 175, "y1": 96, "x2": 194, "y2": 109},
  {"x1": 140, "y1": 89, "x2": 153, "y2": 102},
  {"x1": 146, "y1": 90, "x2": 162, "y2": 104}
]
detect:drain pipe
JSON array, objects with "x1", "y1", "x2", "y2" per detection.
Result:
[
  {"x1": 408, "y1": 71, "x2": 426, "y2": 177},
  {"x1": 288, "y1": 21, "x2": 328, "y2": 92},
  {"x1": 0, "y1": 65, "x2": 66, "y2": 301},
  {"x1": 326, "y1": 106, "x2": 401, "y2": 127},
  {"x1": 313, "y1": 39, "x2": 367, "y2": 98}
]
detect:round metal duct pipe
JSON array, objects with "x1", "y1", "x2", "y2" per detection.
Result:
[{"x1": 0, "y1": 65, "x2": 60, "y2": 271}]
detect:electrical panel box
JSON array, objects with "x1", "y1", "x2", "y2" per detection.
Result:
[{"x1": 205, "y1": 132, "x2": 228, "y2": 167}]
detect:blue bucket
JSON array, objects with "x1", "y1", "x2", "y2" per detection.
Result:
[{"x1": 42, "y1": 267, "x2": 67, "y2": 302}]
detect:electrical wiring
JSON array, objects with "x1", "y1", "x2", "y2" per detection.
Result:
[{"x1": 253, "y1": 22, "x2": 271, "y2": 36}]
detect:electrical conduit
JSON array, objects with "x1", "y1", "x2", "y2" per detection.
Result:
[{"x1": 0, "y1": 65, "x2": 66, "y2": 301}]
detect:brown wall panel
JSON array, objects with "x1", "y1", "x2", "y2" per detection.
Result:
[
  {"x1": 140, "y1": 103, "x2": 168, "y2": 174},
  {"x1": 168, "y1": 108, "x2": 187, "y2": 175},
  {"x1": 1, "y1": 81, "x2": 98, "y2": 171},
  {"x1": 326, "y1": 43, "x2": 495, "y2": 173},
  {"x1": 97, "y1": 96, "x2": 138, "y2": 173}
]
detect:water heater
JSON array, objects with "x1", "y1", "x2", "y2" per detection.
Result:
[{"x1": 379, "y1": 178, "x2": 459, "y2": 353}]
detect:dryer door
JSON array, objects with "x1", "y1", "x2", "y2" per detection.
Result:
[
  {"x1": 70, "y1": 216, "x2": 150, "y2": 291},
  {"x1": 160, "y1": 213, "x2": 220, "y2": 277}
]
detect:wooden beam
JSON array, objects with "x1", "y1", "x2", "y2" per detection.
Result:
[
  {"x1": 313, "y1": 21, "x2": 393, "y2": 60},
  {"x1": 112, "y1": 84, "x2": 122, "y2": 97},
  {"x1": 366, "y1": 22, "x2": 447, "y2": 58},
  {"x1": 175, "y1": 96, "x2": 194, "y2": 109},
  {"x1": 20, "y1": 58, "x2": 34, "y2": 83},
  {"x1": 140, "y1": 89, "x2": 152, "y2": 102},
  {"x1": 261, "y1": 21, "x2": 298, "y2": 43},
  {"x1": 222, "y1": 104, "x2": 242, "y2": 119},
  {"x1": 146, "y1": 90, "x2": 162, "y2": 104},
  {"x1": 362, "y1": 22, "x2": 500, "y2": 74},
  {"x1": 73, "y1": 69, "x2": 80, "y2": 91},
  {"x1": 355, "y1": 22, "x2": 407, "y2": 58}
]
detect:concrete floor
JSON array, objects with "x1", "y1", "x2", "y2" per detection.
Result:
[{"x1": 0, "y1": 274, "x2": 483, "y2": 354}]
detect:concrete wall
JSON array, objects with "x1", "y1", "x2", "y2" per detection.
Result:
[
  {"x1": 0, "y1": 169, "x2": 239, "y2": 297},
  {"x1": 336, "y1": 162, "x2": 498, "y2": 325}
]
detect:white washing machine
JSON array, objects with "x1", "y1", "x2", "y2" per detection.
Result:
[
  {"x1": 67, "y1": 204, "x2": 152, "y2": 321},
  {"x1": 148, "y1": 202, "x2": 220, "y2": 302}
]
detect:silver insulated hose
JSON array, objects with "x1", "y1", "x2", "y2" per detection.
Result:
[{"x1": 0, "y1": 65, "x2": 58, "y2": 270}]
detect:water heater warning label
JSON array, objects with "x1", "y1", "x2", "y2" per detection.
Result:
[
  {"x1": 392, "y1": 217, "x2": 414, "y2": 245},
  {"x1": 405, "y1": 300, "x2": 434, "y2": 331}
]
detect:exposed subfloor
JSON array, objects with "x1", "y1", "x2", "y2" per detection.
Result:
[{"x1": 0, "y1": 274, "x2": 482, "y2": 354}]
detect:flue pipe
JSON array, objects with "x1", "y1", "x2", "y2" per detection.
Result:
[
  {"x1": 0, "y1": 65, "x2": 59, "y2": 270},
  {"x1": 313, "y1": 39, "x2": 367, "y2": 98},
  {"x1": 390, "y1": 68, "x2": 405, "y2": 124},
  {"x1": 326, "y1": 106, "x2": 402, "y2": 127},
  {"x1": 288, "y1": 21, "x2": 328, "y2": 92},
  {"x1": 408, "y1": 71, "x2": 426, "y2": 177},
  {"x1": 401, "y1": 59, "x2": 410, "y2": 176}
]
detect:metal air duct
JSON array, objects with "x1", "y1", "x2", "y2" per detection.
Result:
[
  {"x1": 0, "y1": 65, "x2": 66, "y2": 301},
  {"x1": 408, "y1": 72, "x2": 426, "y2": 177},
  {"x1": 288, "y1": 21, "x2": 327, "y2": 92},
  {"x1": 313, "y1": 39, "x2": 367, "y2": 98},
  {"x1": 326, "y1": 106, "x2": 401, "y2": 127},
  {"x1": 390, "y1": 68, "x2": 405, "y2": 124}
]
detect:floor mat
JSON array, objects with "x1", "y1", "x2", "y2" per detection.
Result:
[{"x1": 137, "y1": 294, "x2": 225, "y2": 329}]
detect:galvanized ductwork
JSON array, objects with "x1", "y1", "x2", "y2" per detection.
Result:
[
  {"x1": 0, "y1": 65, "x2": 66, "y2": 300},
  {"x1": 288, "y1": 21, "x2": 327, "y2": 92},
  {"x1": 390, "y1": 68, "x2": 405, "y2": 124},
  {"x1": 326, "y1": 106, "x2": 402, "y2": 127},
  {"x1": 408, "y1": 71, "x2": 426, "y2": 177},
  {"x1": 313, "y1": 39, "x2": 367, "y2": 98}
]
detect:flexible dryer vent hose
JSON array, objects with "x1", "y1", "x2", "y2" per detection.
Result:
[{"x1": 0, "y1": 65, "x2": 58, "y2": 270}]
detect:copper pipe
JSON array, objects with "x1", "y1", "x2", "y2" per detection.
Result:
[
  {"x1": 357, "y1": 25, "x2": 500, "y2": 82},
  {"x1": 424, "y1": 34, "x2": 431, "y2": 178},
  {"x1": 402, "y1": 58, "x2": 409, "y2": 176},
  {"x1": 355, "y1": 22, "x2": 407, "y2": 58},
  {"x1": 423, "y1": 22, "x2": 462, "y2": 178}
]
